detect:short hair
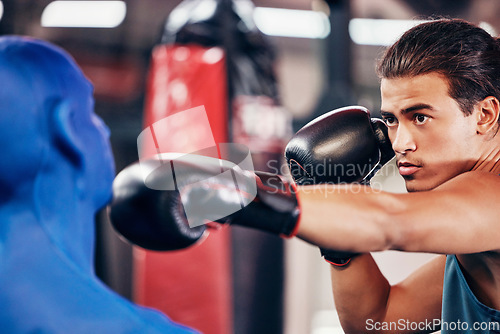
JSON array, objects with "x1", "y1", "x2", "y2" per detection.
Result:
[{"x1": 377, "y1": 18, "x2": 500, "y2": 118}]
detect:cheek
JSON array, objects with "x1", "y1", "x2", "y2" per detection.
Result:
[
  {"x1": 94, "y1": 128, "x2": 115, "y2": 180},
  {"x1": 387, "y1": 128, "x2": 398, "y2": 147},
  {"x1": 445, "y1": 118, "x2": 477, "y2": 153},
  {"x1": 425, "y1": 123, "x2": 477, "y2": 172},
  {"x1": 85, "y1": 116, "x2": 115, "y2": 190}
]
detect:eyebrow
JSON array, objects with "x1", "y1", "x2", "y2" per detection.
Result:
[{"x1": 380, "y1": 103, "x2": 435, "y2": 116}]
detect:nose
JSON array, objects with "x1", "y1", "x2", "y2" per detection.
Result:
[{"x1": 391, "y1": 123, "x2": 416, "y2": 154}]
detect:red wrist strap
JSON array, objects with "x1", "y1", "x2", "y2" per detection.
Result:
[
  {"x1": 282, "y1": 181, "x2": 301, "y2": 238},
  {"x1": 324, "y1": 257, "x2": 352, "y2": 267}
]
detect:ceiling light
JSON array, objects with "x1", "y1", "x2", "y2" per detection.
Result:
[
  {"x1": 41, "y1": 1, "x2": 126, "y2": 28},
  {"x1": 349, "y1": 18, "x2": 428, "y2": 46},
  {"x1": 254, "y1": 7, "x2": 330, "y2": 39},
  {"x1": 479, "y1": 21, "x2": 497, "y2": 37},
  {"x1": 349, "y1": 19, "x2": 498, "y2": 46},
  {"x1": 0, "y1": 2, "x2": 4, "y2": 22}
]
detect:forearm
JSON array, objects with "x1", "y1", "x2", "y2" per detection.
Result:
[
  {"x1": 330, "y1": 254, "x2": 444, "y2": 334},
  {"x1": 330, "y1": 254, "x2": 391, "y2": 334},
  {"x1": 295, "y1": 184, "x2": 401, "y2": 253}
]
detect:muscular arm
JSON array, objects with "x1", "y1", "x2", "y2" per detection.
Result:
[
  {"x1": 296, "y1": 171, "x2": 500, "y2": 254},
  {"x1": 332, "y1": 254, "x2": 445, "y2": 334},
  {"x1": 295, "y1": 171, "x2": 500, "y2": 333}
]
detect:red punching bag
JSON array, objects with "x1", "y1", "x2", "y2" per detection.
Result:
[
  {"x1": 136, "y1": 1, "x2": 292, "y2": 333},
  {"x1": 137, "y1": 44, "x2": 231, "y2": 334}
]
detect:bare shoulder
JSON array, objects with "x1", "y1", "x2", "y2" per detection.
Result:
[{"x1": 436, "y1": 170, "x2": 500, "y2": 192}]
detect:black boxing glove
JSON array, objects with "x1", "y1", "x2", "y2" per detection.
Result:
[
  {"x1": 109, "y1": 159, "x2": 206, "y2": 251},
  {"x1": 363, "y1": 117, "x2": 395, "y2": 183},
  {"x1": 109, "y1": 155, "x2": 300, "y2": 251},
  {"x1": 285, "y1": 106, "x2": 394, "y2": 266},
  {"x1": 286, "y1": 106, "x2": 394, "y2": 185}
]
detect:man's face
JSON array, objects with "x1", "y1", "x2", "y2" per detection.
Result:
[{"x1": 380, "y1": 73, "x2": 480, "y2": 192}]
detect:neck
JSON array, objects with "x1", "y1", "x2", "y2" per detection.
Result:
[
  {"x1": 2, "y1": 199, "x2": 97, "y2": 273},
  {"x1": 32, "y1": 169, "x2": 99, "y2": 273},
  {"x1": 472, "y1": 139, "x2": 500, "y2": 174},
  {"x1": 42, "y1": 199, "x2": 97, "y2": 273}
]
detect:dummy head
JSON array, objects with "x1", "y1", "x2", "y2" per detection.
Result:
[{"x1": 0, "y1": 36, "x2": 114, "y2": 210}]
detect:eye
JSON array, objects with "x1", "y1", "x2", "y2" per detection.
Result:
[
  {"x1": 382, "y1": 116, "x2": 398, "y2": 127},
  {"x1": 414, "y1": 114, "x2": 429, "y2": 125}
]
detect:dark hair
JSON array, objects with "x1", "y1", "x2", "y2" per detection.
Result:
[{"x1": 377, "y1": 18, "x2": 500, "y2": 118}]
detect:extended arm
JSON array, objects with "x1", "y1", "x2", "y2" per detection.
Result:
[
  {"x1": 108, "y1": 106, "x2": 500, "y2": 334},
  {"x1": 295, "y1": 170, "x2": 500, "y2": 254}
]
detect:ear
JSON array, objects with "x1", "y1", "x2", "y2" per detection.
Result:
[
  {"x1": 52, "y1": 100, "x2": 85, "y2": 168},
  {"x1": 476, "y1": 96, "x2": 500, "y2": 135}
]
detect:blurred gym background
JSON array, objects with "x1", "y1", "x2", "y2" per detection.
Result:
[{"x1": 1, "y1": 0, "x2": 499, "y2": 333}]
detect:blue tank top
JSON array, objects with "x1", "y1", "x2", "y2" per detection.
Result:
[{"x1": 442, "y1": 255, "x2": 500, "y2": 333}]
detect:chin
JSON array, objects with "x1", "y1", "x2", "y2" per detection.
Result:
[
  {"x1": 405, "y1": 183, "x2": 424, "y2": 192},
  {"x1": 404, "y1": 176, "x2": 446, "y2": 192},
  {"x1": 405, "y1": 184, "x2": 429, "y2": 193}
]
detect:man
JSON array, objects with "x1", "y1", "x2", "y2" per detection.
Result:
[
  {"x1": 295, "y1": 19, "x2": 500, "y2": 333},
  {"x1": 109, "y1": 18, "x2": 500, "y2": 334},
  {"x1": 0, "y1": 36, "x2": 196, "y2": 333}
]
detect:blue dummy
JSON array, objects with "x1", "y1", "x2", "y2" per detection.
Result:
[{"x1": 0, "y1": 36, "x2": 197, "y2": 333}]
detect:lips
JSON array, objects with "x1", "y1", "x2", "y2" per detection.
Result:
[{"x1": 398, "y1": 161, "x2": 421, "y2": 176}]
